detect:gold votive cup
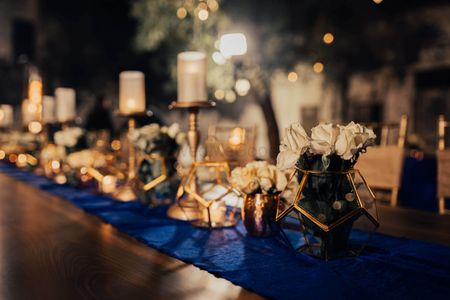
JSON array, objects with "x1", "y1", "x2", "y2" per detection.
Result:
[{"x1": 242, "y1": 193, "x2": 279, "y2": 237}]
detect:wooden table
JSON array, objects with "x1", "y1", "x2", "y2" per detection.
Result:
[{"x1": 0, "y1": 172, "x2": 449, "y2": 299}]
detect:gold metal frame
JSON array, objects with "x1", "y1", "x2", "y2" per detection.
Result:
[
  {"x1": 276, "y1": 167, "x2": 379, "y2": 259},
  {"x1": 136, "y1": 153, "x2": 168, "y2": 191},
  {"x1": 166, "y1": 101, "x2": 216, "y2": 221},
  {"x1": 437, "y1": 115, "x2": 450, "y2": 215},
  {"x1": 184, "y1": 161, "x2": 240, "y2": 229}
]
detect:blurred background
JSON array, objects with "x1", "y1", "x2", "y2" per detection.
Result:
[{"x1": 0, "y1": 0, "x2": 449, "y2": 160}]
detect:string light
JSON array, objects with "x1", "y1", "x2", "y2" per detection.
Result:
[
  {"x1": 235, "y1": 79, "x2": 251, "y2": 96},
  {"x1": 313, "y1": 62, "x2": 324, "y2": 73},
  {"x1": 198, "y1": 9, "x2": 209, "y2": 21},
  {"x1": 207, "y1": 0, "x2": 219, "y2": 12},
  {"x1": 225, "y1": 90, "x2": 237, "y2": 103},
  {"x1": 287, "y1": 72, "x2": 298, "y2": 82},
  {"x1": 323, "y1": 33, "x2": 334, "y2": 44},
  {"x1": 28, "y1": 121, "x2": 42, "y2": 134},
  {"x1": 214, "y1": 89, "x2": 225, "y2": 100},
  {"x1": 176, "y1": 7, "x2": 187, "y2": 19}
]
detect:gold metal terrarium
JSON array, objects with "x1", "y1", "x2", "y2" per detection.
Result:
[
  {"x1": 276, "y1": 168, "x2": 379, "y2": 260},
  {"x1": 183, "y1": 161, "x2": 241, "y2": 229},
  {"x1": 133, "y1": 153, "x2": 177, "y2": 207}
]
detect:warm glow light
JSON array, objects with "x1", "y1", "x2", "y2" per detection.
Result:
[
  {"x1": 51, "y1": 160, "x2": 61, "y2": 170},
  {"x1": 207, "y1": 0, "x2": 219, "y2": 11},
  {"x1": 373, "y1": 0, "x2": 383, "y2": 4},
  {"x1": 111, "y1": 139, "x2": 121, "y2": 151},
  {"x1": 17, "y1": 154, "x2": 27, "y2": 166},
  {"x1": 212, "y1": 51, "x2": 226, "y2": 65},
  {"x1": 198, "y1": 9, "x2": 209, "y2": 21},
  {"x1": 0, "y1": 110, "x2": 4, "y2": 122},
  {"x1": 214, "y1": 89, "x2": 225, "y2": 100},
  {"x1": 176, "y1": 7, "x2": 187, "y2": 19},
  {"x1": 323, "y1": 33, "x2": 334, "y2": 44},
  {"x1": 55, "y1": 174, "x2": 67, "y2": 184},
  {"x1": 102, "y1": 175, "x2": 117, "y2": 194},
  {"x1": 28, "y1": 79, "x2": 43, "y2": 104},
  {"x1": 235, "y1": 78, "x2": 251, "y2": 96},
  {"x1": 228, "y1": 127, "x2": 245, "y2": 146},
  {"x1": 313, "y1": 62, "x2": 324, "y2": 73},
  {"x1": 225, "y1": 90, "x2": 237, "y2": 103},
  {"x1": 80, "y1": 167, "x2": 88, "y2": 175},
  {"x1": 28, "y1": 121, "x2": 42, "y2": 134},
  {"x1": 287, "y1": 72, "x2": 298, "y2": 82},
  {"x1": 9, "y1": 154, "x2": 17, "y2": 163},
  {"x1": 197, "y1": 2, "x2": 208, "y2": 10},
  {"x1": 0, "y1": 150, "x2": 5, "y2": 160},
  {"x1": 220, "y1": 33, "x2": 247, "y2": 57},
  {"x1": 28, "y1": 103, "x2": 38, "y2": 113}
]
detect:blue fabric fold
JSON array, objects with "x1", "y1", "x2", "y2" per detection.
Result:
[{"x1": 1, "y1": 163, "x2": 449, "y2": 300}]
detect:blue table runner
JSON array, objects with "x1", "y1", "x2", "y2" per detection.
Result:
[{"x1": 1, "y1": 163, "x2": 449, "y2": 300}]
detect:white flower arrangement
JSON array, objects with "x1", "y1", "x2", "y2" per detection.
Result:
[
  {"x1": 277, "y1": 122, "x2": 376, "y2": 171},
  {"x1": 66, "y1": 149, "x2": 106, "y2": 169},
  {"x1": 131, "y1": 123, "x2": 185, "y2": 155},
  {"x1": 40, "y1": 144, "x2": 66, "y2": 164},
  {"x1": 54, "y1": 127, "x2": 84, "y2": 148},
  {"x1": 231, "y1": 161, "x2": 288, "y2": 195}
]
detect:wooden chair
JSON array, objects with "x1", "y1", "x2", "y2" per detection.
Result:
[
  {"x1": 437, "y1": 115, "x2": 450, "y2": 215},
  {"x1": 356, "y1": 115, "x2": 408, "y2": 207}
]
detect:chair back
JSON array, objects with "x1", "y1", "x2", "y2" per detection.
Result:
[
  {"x1": 356, "y1": 115, "x2": 408, "y2": 206},
  {"x1": 437, "y1": 115, "x2": 450, "y2": 214}
]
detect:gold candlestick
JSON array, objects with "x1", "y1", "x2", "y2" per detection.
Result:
[
  {"x1": 166, "y1": 101, "x2": 215, "y2": 220},
  {"x1": 113, "y1": 117, "x2": 138, "y2": 201}
]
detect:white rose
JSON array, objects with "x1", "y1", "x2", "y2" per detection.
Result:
[
  {"x1": 277, "y1": 123, "x2": 310, "y2": 170},
  {"x1": 160, "y1": 126, "x2": 168, "y2": 134},
  {"x1": 335, "y1": 122, "x2": 376, "y2": 160},
  {"x1": 175, "y1": 132, "x2": 186, "y2": 145},
  {"x1": 276, "y1": 170, "x2": 288, "y2": 192},
  {"x1": 167, "y1": 123, "x2": 180, "y2": 139},
  {"x1": 310, "y1": 123, "x2": 338, "y2": 156}
]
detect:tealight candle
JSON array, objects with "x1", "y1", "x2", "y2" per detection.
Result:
[
  {"x1": 119, "y1": 71, "x2": 146, "y2": 115},
  {"x1": 177, "y1": 51, "x2": 207, "y2": 102},
  {"x1": 228, "y1": 127, "x2": 245, "y2": 148},
  {"x1": 0, "y1": 104, "x2": 13, "y2": 128},
  {"x1": 203, "y1": 201, "x2": 227, "y2": 225},
  {"x1": 55, "y1": 87, "x2": 76, "y2": 123},
  {"x1": 101, "y1": 175, "x2": 117, "y2": 194},
  {"x1": 42, "y1": 96, "x2": 56, "y2": 124}
]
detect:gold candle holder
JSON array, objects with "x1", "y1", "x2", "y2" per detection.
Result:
[
  {"x1": 166, "y1": 101, "x2": 216, "y2": 221},
  {"x1": 113, "y1": 117, "x2": 138, "y2": 201}
]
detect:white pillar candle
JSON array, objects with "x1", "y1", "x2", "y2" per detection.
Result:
[
  {"x1": 55, "y1": 88, "x2": 76, "y2": 123},
  {"x1": 119, "y1": 71, "x2": 146, "y2": 115},
  {"x1": 42, "y1": 96, "x2": 56, "y2": 124},
  {"x1": 22, "y1": 99, "x2": 38, "y2": 125},
  {"x1": 0, "y1": 104, "x2": 14, "y2": 128},
  {"x1": 177, "y1": 51, "x2": 207, "y2": 102},
  {"x1": 28, "y1": 78, "x2": 43, "y2": 105}
]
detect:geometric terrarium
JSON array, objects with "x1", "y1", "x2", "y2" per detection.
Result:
[
  {"x1": 134, "y1": 153, "x2": 178, "y2": 207},
  {"x1": 277, "y1": 167, "x2": 379, "y2": 260},
  {"x1": 184, "y1": 161, "x2": 241, "y2": 229}
]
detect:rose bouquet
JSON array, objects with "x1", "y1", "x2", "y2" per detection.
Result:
[
  {"x1": 277, "y1": 121, "x2": 376, "y2": 172},
  {"x1": 276, "y1": 122, "x2": 377, "y2": 258},
  {"x1": 131, "y1": 123, "x2": 185, "y2": 205},
  {"x1": 54, "y1": 127, "x2": 87, "y2": 154},
  {"x1": 231, "y1": 161, "x2": 289, "y2": 237},
  {"x1": 231, "y1": 161, "x2": 287, "y2": 195}
]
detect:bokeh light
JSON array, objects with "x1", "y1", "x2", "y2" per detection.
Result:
[
  {"x1": 225, "y1": 90, "x2": 237, "y2": 103},
  {"x1": 176, "y1": 7, "x2": 187, "y2": 19},
  {"x1": 313, "y1": 62, "x2": 324, "y2": 73},
  {"x1": 323, "y1": 33, "x2": 334, "y2": 44},
  {"x1": 198, "y1": 9, "x2": 209, "y2": 21},
  {"x1": 28, "y1": 121, "x2": 42, "y2": 134},
  {"x1": 235, "y1": 78, "x2": 251, "y2": 96},
  {"x1": 212, "y1": 51, "x2": 226, "y2": 65},
  {"x1": 214, "y1": 89, "x2": 225, "y2": 100},
  {"x1": 287, "y1": 72, "x2": 298, "y2": 82}
]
